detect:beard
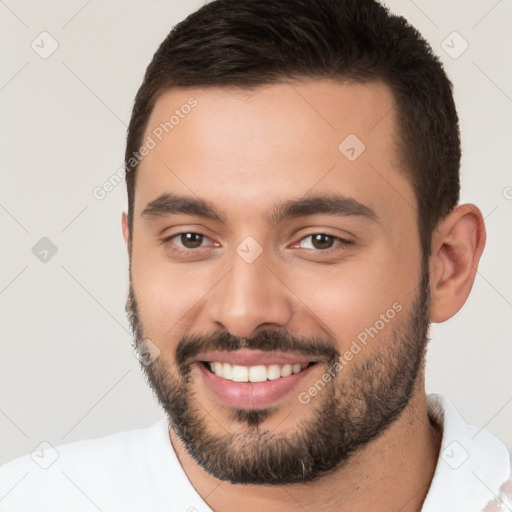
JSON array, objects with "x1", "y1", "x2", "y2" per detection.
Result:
[{"x1": 126, "y1": 261, "x2": 431, "y2": 485}]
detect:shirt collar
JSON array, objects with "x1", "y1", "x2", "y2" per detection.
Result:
[{"x1": 421, "y1": 393, "x2": 511, "y2": 511}]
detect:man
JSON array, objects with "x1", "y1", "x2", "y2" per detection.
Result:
[{"x1": 1, "y1": 0, "x2": 510, "y2": 510}]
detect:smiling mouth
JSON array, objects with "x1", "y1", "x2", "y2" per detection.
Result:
[{"x1": 201, "y1": 361, "x2": 317, "y2": 382}]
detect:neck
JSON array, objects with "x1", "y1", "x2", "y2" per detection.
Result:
[{"x1": 169, "y1": 381, "x2": 442, "y2": 512}]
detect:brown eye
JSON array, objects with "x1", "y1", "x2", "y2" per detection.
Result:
[
  {"x1": 310, "y1": 234, "x2": 335, "y2": 250},
  {"x1": 294, "y1": 233, "x2": 352, "y2": 252},
  {"x1": 179, "y1": 233, "x2": 204, "y2": 249}
]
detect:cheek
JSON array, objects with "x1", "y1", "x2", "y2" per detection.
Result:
[
  {"x1": 289, "y1": 270, "x2": 388, "y2": 348},
  {"x1": 130, "y1": 246, "x2": 210, "y2": 345},
  {"x1": 286, "y1": 248, "x2": 418, "y2": 350}
]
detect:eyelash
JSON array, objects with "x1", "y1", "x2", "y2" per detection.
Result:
[
  {"x1": 290, "y1": 233, "x2": 353, "y2": 252},
  {"x1": 162, "y1": 232, "x2": 353, "y2": 255}
]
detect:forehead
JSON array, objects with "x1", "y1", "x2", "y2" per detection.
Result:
[{"x1": 134, "y1": 80, "x2": 416, "y2": 227}]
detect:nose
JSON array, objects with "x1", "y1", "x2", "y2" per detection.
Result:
[{"x1": 206, "y1": 247, "x2": 294, "y2": 339}]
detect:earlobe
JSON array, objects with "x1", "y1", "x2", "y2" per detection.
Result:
[
  {"x1": 429, "y1": 204, "x2": 486, "y2": 323},
  {"x1": 121, "y1": 212, "x2": 130, "y2": 249}
]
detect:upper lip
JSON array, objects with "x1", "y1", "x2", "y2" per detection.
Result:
[{"x1": 194, "y1": 349, "x2": 318, "y2": 367}]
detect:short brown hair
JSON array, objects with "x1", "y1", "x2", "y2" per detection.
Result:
[{"x1": 125, "y1": 0, "x2": 460, "y2": 257}]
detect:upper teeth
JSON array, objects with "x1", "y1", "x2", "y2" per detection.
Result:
[{"x1": 208, "y1": 362, "x2": 308, "y2": 382}]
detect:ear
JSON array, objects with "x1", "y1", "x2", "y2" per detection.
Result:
[
  {"x1": 121, "y1": 212, "x2": 130, "y2": 250},
  {"x1": 429, "y1": 204, "x2": 486, "y2": 323}
]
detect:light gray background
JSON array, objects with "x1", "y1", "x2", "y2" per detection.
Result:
[{"x1": 0, "y1": 0, "x2": 511, "y2": 466}]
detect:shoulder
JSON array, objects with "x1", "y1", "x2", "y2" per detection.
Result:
[
  {"x1": 0, "y1": 420, "x2": 173, "y2": 511},
  {"x1": 1, "y1": 419, "x2": 169, "y2": 473},
  {"x1": 422, "y1": 394, "x2": 512, "y2": 512}
]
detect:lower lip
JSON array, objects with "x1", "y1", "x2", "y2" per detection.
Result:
[{"x1": 197, "y1": 362, "x2": 317, "y2": 409}]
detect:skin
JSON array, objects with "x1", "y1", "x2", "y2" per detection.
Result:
[{"x1": 122, "y1": 80, "x2": 486, "y2": 511}]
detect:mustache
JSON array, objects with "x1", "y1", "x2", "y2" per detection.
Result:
[{"x1": 176, "y1": 329, "x2": 340, "y2": 368}]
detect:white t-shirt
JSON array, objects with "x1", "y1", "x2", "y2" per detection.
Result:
[{"x1": 0, "y1": 394, "x2": 510, "y2": 512}]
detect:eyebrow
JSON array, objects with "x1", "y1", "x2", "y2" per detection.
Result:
[
  {"x1": 142, "y1": 193, "x2": 224, "y2": 222},
  {"x1": 268, "y1": 194, "x2": 378, "y2": 224},
  {"x1": 141, "y1": 192, "x2": 378, "y2": 225}
]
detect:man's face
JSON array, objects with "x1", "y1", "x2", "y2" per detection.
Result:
[{"x1": 126, "y1": 80, "x2": 430, "y2": 483}]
